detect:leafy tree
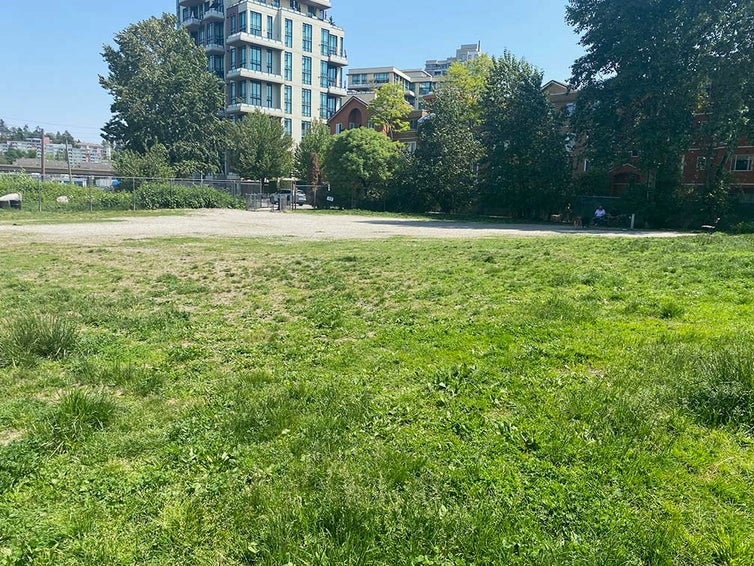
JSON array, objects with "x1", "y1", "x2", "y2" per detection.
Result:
[
  {"x1": 323, "y1": 127, "x2": 402, "y2": 209},
  {"x1": 368, "y1": 83, "x2": 413, "y2": 140},
  {"x1": 294, "y1": 120, "x2": 330, "y2": 184},
  {"x1": 1, "y1": 148, "x2": 37, "y2": 164},
  {"x1": 567, "y1": 0, "x2": 754, "y2": 225},
  {"x1": 229, "y1": 111, "x2": 292, "y2": 182},
  {"x1": 444, "y1": 54, "x2": 493, "y2": 123},
  {"x1": 407, "y1": 86, "x2": 484, "y2": 213},
  {"x1": 114, "y1": 144, "x2": 175, "y2": 183},
  {"x1": 480, "y1": 52, "x2": 570, "y2": 218},
  {"x1": 100, "y1": 13, "x2": 226, "y2": 174}
]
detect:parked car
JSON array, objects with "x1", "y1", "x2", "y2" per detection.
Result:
[{"x1": 271, "y1": 189, "x2": 306, "y2": 205}]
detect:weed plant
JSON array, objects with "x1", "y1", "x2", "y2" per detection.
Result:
[
  {"x1": 0, "y1": 313, "x2": 78, "y2": 366},
  {"x1": 0, "y1": 231, "x2": 752, "y2": 563}
]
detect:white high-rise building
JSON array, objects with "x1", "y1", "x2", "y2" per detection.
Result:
[{"x1": 177, "y1": 0, "x2": 348, "y2": 142}]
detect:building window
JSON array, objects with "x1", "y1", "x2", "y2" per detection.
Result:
[
  {"x1": 229, "y1": 48, "x2": 237, "y2": 70},
  {"x1": 302, "y1": 23, "x2": 313, "y2": 52},
  {"x1": 320, "y1": 93, "x2": 329, "y2": 119},
  {"x1": 266, "y1": 15, "x2": 274, "y2": 39},
  {"x1": 284, "y1": 52, "x2": 292, "y2": 81},
  {"x1": 228, "y1": 14, "x2": 237, "y2": 34},
  {"x1": 239, "y1": 80, "x2": 247, "y2": 104},
  {"x1": 284, "y1": 86, "x2": 292, "y2": 114},
  {"x1": 374, "y1": 72, "x2": 389, "y2": 84},
  {"x1": 731, "y1": 155, "x2": 753, "y2": 171},
  {"x1": 229, "y1": 82, "x2": 236, "y2": 103},
  {"x1": 696, "y1": 156, "x2": 707, "y2": 171},
  {"x1": 321, "y1": 61, "x2": 329, "y2": 88},
  {"x1": 285, "y1": 19, "x2": 293, "y2": 47},
  {"x1": 239, "y1": 11, "x2": 247, "y2": 33},
  {"x1": 250, "y1": 47, "x2": 262, "y2": 72},
  {"x1": 302, "y1": 56, "x2": 312, "y2": 85},
  {"x1": 335, "y1": 123, "x2": 343, "y2": 134},
  {"x1": 238, "y1": 46, "x2": 247, "y2": 68},
  {"x1": 250, "y1": 12, "x2": 262, "y2": 36},
  {"x1": 321, "y1": 29, "x2": 329, "y2": 56},
  {"x1": 302, "y1": 89, "x2": 311, "y2": 117},
  {"x1": 284, "y1": 118, "x2": 292, "y2": 136},
  {"x1": 249, "y1": 81, "x2": 262, "y2": 106},
  {"x1": 266, "y1": 49, "x2": 274, "y2": 74},
  {"x1": 266, "y1": 84, "x2": 274, "y2": 108},
  {"x1": 302, "y1": 121, "x2": 311, "y2": 137}
]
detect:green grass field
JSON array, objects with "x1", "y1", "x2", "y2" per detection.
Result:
[{"x1": 0, "y1": 230, "x2": 752, "y2": 564}]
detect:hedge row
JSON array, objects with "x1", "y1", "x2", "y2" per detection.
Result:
[{"x1": 0, "y1": 175, "x2": 243, "y2": 211}]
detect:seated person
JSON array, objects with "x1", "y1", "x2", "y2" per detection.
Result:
[{"x1": 593, "y1": 205, "x2": 607, "y2": 226}]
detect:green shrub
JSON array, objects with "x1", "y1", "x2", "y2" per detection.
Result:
[
  {"x1": 0, "y1": 313, "x2": 78, "y2": 366},
  {"x1": 135, "y1": 182, "x2": 243, "y2": 210}
]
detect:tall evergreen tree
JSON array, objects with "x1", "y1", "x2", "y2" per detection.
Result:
[
  {"x1": 100, "y1": 14, "x2": 227, "y2": 174},
  {"x1": 229, "y1": 111, "x2": 292, "y2": 182},
  {"x1": 294, "y1": 120, "x2": 331, "y2": 184},
  {"x1": 411, "y1": 86, "x2": 484, "y2": 213},
  {"x1": 480, "y1": 53, "x2": 570, "y2": 218}
]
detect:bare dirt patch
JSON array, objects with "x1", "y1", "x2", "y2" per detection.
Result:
[{"x1": 0, "y1": 209, "x2": 690, "y2": 244}]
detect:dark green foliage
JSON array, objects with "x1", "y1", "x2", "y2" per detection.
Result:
[
  {"x1": 134, "y1": 182, "x2": 243, "y2": 210},
  {"x1": 100, "y1": 13, "x2": 226, "y2": 174},
  {"x1": 294, "y1": 120, "x2": 331, "y2": 184},
  {"x1": 114, "y1": 143, "x2": 176, "y2": 182},
  {"x1": 323, "y1": 127, "x2": 403, "y2": 209},
  {"x1": 408, "y1": 86, "x2": 484, "y2": 213},
  {"x1": 567, "y1": 0, "x2": 754, "y2": 226},
  {"x1": 480, "y1": 52, "x2": 571, "y2": 217},
  {"x1": 229, "y1": 111, "x2": 293, "y2": 181},
  {"x1": 0, "y1": 313, "x2": 78, "y2": 366}
]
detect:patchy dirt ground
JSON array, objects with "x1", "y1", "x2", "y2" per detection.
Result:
[{"x1": 0, "y1": 209, "x2": 690, "y2": 244}]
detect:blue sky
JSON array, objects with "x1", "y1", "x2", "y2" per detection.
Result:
[{"x1": 0, "y1": 0, "x2": 584, "y2": 143}]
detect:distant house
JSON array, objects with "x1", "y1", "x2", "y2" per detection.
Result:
[{"x1": 328, "y1": 93, "x2": 425, "y2": 152}]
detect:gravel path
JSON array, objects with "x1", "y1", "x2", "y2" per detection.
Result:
[{"x1": 0, "y1": 209, "x2": 690, "y2": 244}]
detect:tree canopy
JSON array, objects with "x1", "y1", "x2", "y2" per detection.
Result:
[
  {"x1": 480, "y1": 53, "x2": 570, "y2": 217},
  {"x1": 368, "y1": 83, "x2": 413, "y2": 140},
  {"x1": 230, "y1": 111, "x2": 292, "y2": 182},
  {"x1": 323, "y1": 127, "x2": 403, "y2": 209},
  {"x1": 100, "y1": 13, "x2": 227, "y2": 174},
  {"x1": 410, "y1": 86, "x2": 484, "y2": 213},
  {"x1": 294, "y1": 120, "x2": 331, "y2": 185},
  {"x1": 567, "y1": 0, "x2": 754, "y2": 222}
]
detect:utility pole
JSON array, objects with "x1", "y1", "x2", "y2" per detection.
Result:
[
  {"x1": 40, "y1": 129, "x2": 46, "y2": 182},
  {"x1": 65, "y1": 139, "x2": 73, "y2": 181}
]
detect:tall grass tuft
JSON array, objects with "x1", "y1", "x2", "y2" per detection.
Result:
[
  {"x1": 0, "y1": 313, "x2": 78, "y2": 365},
  {"x1": 683, "y1": 341, "x2": 754, "y2": 430},
  {"x1": 34, "y1": 389, "x2": 116, "y2": 453}
]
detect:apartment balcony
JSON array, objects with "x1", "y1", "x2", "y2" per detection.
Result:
[
  {"x1": 326, "y1": 83, "x2": 347, "y2": 96},
  {"x1": 226, "y1": 32, "x2": 283, "y2": 51},
  {"x1": 226, "y1": 102, "x2": 284, "y2": 118},
  {"x1": 203, "y1": 8, "x2": 224, "y2": 22},
  {"x1": 307, "y1": 0, "x2": 332, "y2": 8},
  {"x1": 181, "y1": 16, "x2": 201, "y2": 30},
  {"x1": 326, "y1": 50, "x2": 347, "y2": 67},
  {"x1": 178, "y1": 0, "x2": 203, "y2": 7},
  {"x1": 205, "y1": 41, "x2": 225, "y2": 56},
  {"x1": 226, "y1": 67, "x2": 284, "y2": 85}
]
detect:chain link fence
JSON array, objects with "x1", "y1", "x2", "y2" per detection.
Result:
[{"x1": 0, "y1": 173, "x2": 314, "y2": 213}]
